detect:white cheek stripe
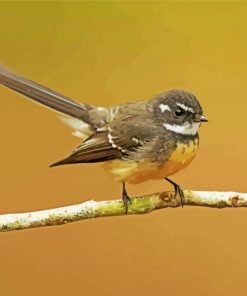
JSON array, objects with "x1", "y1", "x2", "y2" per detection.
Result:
[
  {"x1": 163, "y1": 122, "x2": 200, "y2": 135},
  {"x1": 176, "y1": 103, "x2": 194, "y2": 113},
  {"x1": 159, "y1": 104, "x2": 171, "y2": 113}
]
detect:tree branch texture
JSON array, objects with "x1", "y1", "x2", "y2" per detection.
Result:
[{"x1": 1, "y1": 190, "x2": 247, "y2": 232}]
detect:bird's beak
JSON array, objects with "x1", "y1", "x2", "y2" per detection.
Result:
[
  {"x1": 199, "y1": 115, "x2": 208, "y2": 122},
  {"x1": 193, "y1": 114, "x2": 208, "y2": 123}
]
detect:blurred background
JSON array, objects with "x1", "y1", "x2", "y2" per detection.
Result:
[{"x1": 0, "y1": 1, "x2": 247, "y2": 295}]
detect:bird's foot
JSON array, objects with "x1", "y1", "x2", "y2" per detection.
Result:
[
  {"x1": 165, "y1": 177, "x2": 185, "y2": 207},
  {"x1": 122, "y1": 182, "x2": 132, "y2": 213}
]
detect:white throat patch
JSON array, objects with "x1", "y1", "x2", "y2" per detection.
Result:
[{"x1": 163, "y1": 122, "x2": 200, "y2": 135}]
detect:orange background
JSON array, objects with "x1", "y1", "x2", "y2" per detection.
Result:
[{"x1": 1, "y1": 2, "x2": 247, "y2": 295}]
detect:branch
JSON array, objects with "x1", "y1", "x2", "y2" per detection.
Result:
[{"x1": 1, "y1": 190, "x2": 247, "y2": 232}]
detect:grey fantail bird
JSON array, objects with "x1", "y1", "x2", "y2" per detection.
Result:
[{"x1": 0, "y1": 65, "x2": 208, "y2": 212}]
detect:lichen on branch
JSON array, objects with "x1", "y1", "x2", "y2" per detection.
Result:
[{"x1": 1, "y1": 190, "x2": 247, "y2": 232}]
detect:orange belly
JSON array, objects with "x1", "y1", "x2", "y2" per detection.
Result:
[{"x1": 103, "y1": 140, "x2": 199, "y2": 184}]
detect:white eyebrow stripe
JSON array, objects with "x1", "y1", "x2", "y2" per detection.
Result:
[
  {"x1": 176, "y1": 103, "x2": 195, "y2": 113},
  {"x1": 159, "y1": 104, "x2": 171, "y2": 113}
]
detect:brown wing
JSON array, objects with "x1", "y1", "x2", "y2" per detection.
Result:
[
  {"x1": 0, "y1": 64, "x2": 93, "y2": 123},
  {"x1": 50, "y1": 115, "x2": 156, "y2": 166},
  {"x1": 50, "y1": 132, "x2": 121, "y2": 166}
]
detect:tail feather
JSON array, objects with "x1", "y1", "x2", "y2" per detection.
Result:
[{"x1": 0, "y1": 64, "x2": 93, "y2": 123}]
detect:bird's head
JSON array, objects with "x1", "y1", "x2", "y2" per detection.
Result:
[{"x1": 152, "y1": 89, "x2": 208, "y2": 136}]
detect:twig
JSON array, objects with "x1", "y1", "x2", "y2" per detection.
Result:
[{"x1": 1, "y1": 190, "x2": 246, "y2": 232}]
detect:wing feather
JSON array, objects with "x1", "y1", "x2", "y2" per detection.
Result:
[
  {"x1": 50, "y1": 132, "x2": 121, "y2": 166},
  {"x1": 50, "y1": 115, "x2": 157, "y2": 167}
]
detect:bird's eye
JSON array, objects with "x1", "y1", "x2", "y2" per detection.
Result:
[{"x1": 175, "y1": 107, "x2": 185, "y2": 117}]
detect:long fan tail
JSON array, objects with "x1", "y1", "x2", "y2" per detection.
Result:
[{"x1": 0, "y1": 64, "x2": 93, "y2": 123}]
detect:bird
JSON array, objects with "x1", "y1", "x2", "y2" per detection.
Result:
[{"x1": 0, "y1": 64, "x2": 208, "y2": 212}]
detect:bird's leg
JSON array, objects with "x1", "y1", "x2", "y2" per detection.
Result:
[
  {"x1": 122, "y1": 182, "x2": 132, "y2": 213},
  {"x1": 165, "y1": 177, "x2": 185, "y2": 207}
]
